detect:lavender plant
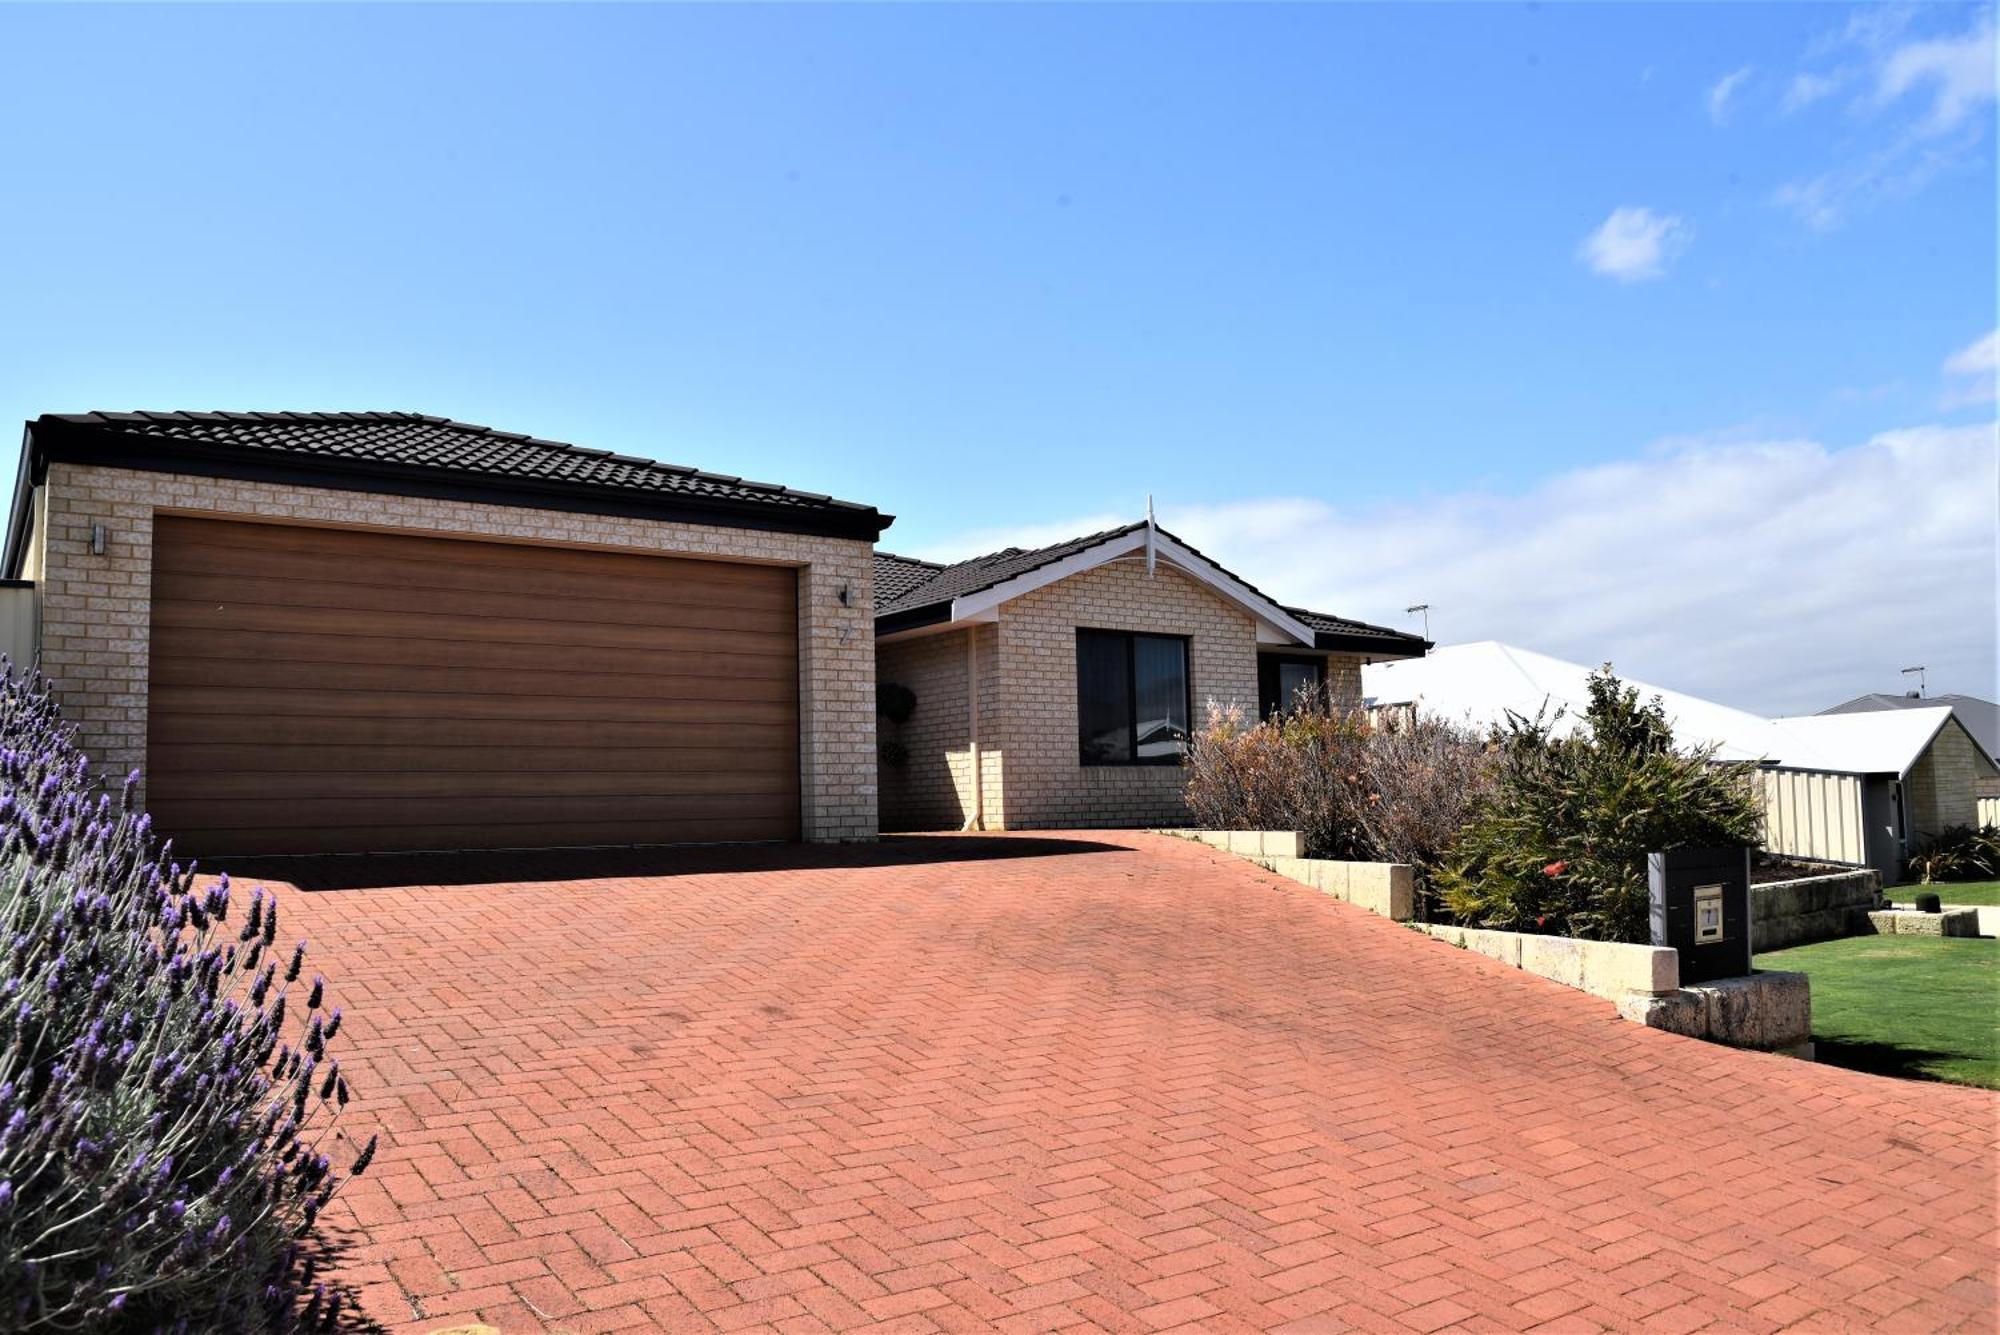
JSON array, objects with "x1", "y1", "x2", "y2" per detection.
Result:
[{"x1": 0, "y1": 664, "x2": 375, "y2": 1331}]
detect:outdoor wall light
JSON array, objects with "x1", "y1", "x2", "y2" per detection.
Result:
[
  {"x1": 90, "y1": 523, "x2": 106, "y2": 556},
  {"x1": 837, "y1": 581, "x2": 852, "y2": 607}
]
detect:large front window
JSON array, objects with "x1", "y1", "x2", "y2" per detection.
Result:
[{"x1": 1077, "y1": 630, "x2": 1190, "y2": 765}]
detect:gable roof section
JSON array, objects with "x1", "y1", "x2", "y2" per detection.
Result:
[
  {"x1": 1770, "y1": 707, "x2": 1978, "y2": 779},
  {"x1": 1820, "y1": 691, "x2": 1999, "y2": 765},
  {"x1": 7, "y1": 412, "x2": 890, "y2": 574},
  {"x1": 874, "y1": 523, "x2": 1429, "y2": 656},
  {"x1": 876, "y1": 523, "x2": 1147, "y2": 621}
]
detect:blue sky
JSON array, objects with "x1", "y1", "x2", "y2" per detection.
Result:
[{"x1": 0, "y1": 3, "x2": 1993, "y2": 712}]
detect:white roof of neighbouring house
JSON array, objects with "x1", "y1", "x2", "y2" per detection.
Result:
[
  {"x1": 1766, "y1": 708, "x2": 1963, "y2": 779},
  {"x1": 1819, "y1": 692, "x2": 2000, "y2": 765},
  {"x1": 1362, "y1": 641, "x2": 1959, "y2": 777}
]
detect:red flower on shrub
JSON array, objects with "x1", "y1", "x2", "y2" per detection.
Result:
[
  {"x1": 1542, "y1": 860, "x2": 1567, "y2": 877},
  {"x1": 1534, "y1": 915, "x2": 1549, "y2": 931}
]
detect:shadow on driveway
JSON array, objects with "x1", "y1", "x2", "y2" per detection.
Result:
[{"x1": 212, "y1": 832, "x2": 1135, "y2": 892}]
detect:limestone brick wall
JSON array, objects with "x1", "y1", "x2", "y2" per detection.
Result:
[
  {"x1": 33, "y1": 461, "x2": 878, "y2": 842},
  {"x1": 1906, "y1": 719, "x2": 1997, "y2": 840},
  {"x1": 992, "y1": 559, "x2": 1259, "y2": 830}
]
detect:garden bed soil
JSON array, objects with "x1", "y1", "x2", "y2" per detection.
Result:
[{"x1": 1752, "y1": 857, "x2": 1846, "y2": 885}]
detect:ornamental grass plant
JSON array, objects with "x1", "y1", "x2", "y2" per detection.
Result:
[{"x1": 0, "y1": 664, "x2": 375, "y2": 1331}]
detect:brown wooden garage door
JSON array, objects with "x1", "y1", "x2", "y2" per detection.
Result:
[{"x1": 145, "y1": 515, "x2": 800, "y2": 856}]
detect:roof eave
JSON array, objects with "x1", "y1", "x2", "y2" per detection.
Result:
[
  {"x1": 875, "y1": 602, "x2": 955, "y2": 636},
  {"x1": 1314, "y1": 630, "x2": 1432, "y2": 656},
  {"x1": 1, "y1": 428, "x2": 36, "y2": 580},
  {"x1": 25, "y1": 419, "x2": 893, "y2": 542}
]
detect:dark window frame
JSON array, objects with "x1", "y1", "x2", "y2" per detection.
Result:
[
  {"x1": 1075, "y1": 628, "x2": 1194, "y2": 767},
  {"x1": 1259, "y1": 653, "x2": 1328, "y2": 719}
]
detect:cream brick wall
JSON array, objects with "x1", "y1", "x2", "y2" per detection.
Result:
[
  {"x1": 993, "y1": 559, "x2": 1259, "y2": 830},
  {"x1": 34, "y1": 461, "x2": 879, "y2": 842},
  {"x1": 876, "y1": 624, "x2": 1003, "y2": 832},
  {"x1": 1906, "y1": 718, "x2": 1999, "y2": 840},
  {"x1": 1323, "y1": 654, "x2": 1364, "y2": 711}
]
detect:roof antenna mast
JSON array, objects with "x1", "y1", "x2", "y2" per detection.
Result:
[
  {"x1": 1406, "y1": 603, "x2": 1431, "y2": 641},
  {"x1": 1901, "y1": 665, "x2": 1926, "y2": 699},
  {"x1": 1145, "y1": 495, "x2": 1157, "y2": 578}
]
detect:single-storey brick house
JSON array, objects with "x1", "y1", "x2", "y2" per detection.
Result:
[
  {"x1": 873, "y1": 524, "x2": 1429, "y2": 831},
  {"x1": 1, "y1": 411, "x2": 890, "y2": 855}
]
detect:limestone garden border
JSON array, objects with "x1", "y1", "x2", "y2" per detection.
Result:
[{"x1": 1160, "y1": 828, "x2": 1812, "y2": 1057}]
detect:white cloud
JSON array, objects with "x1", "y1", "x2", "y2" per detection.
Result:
[
  {"x1": 1944, "y1": 329, "x2": 1999, "y2": 406},
  {"x1": 1875, "y1": 13, "x2": 1998, "y2": 132},
  {"x1": 1707, "y1": 65, "x2": 1755, "y2": 123},
  {"x1": 919, "y1": 422, "x2": 1999, "y2": 716},
  {"x1": 1776, "y1": 11, "x2": 1997, "y2": 226},
  {"x1": 1774, "y1": 130, "x2": 1969, "y2": 229},
  {"x1": 1782, "y1": 71, "x2": 1841, "y2": 112},
  {"x1": 1577, "y1": 207, "x2": 1692, "y2": 282}
]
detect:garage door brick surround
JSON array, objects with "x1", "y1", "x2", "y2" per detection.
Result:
[{"x1": 30, "y1": 461, "x2": 878, "y2": 843}]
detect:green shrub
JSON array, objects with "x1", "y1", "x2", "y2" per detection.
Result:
[
  {"x1": 0, "y1": 666, "x2": 375, "y2": 1330},
  {"x1": 1903, "y1": 825, "x2": 2000, "y2": 885},
  {"x1": 1436, "y1": 666, "x2": 1764, "y2": 944},
  {"x1": 1914, "y1": 892, "x2": 1943, "y2": 914}
]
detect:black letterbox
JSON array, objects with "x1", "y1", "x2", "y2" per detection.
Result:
[{"x1": 1647, "y1": 847, "x2": 1752, "y2": 983}]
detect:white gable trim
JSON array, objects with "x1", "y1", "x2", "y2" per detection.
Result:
[{"x1": 946, "y1": 528, "x2": 1319, "y2": 645}]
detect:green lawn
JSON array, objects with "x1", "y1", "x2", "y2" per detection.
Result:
[
  {"x1": 1891, "y1": 879, "x2": 2000, "y2": 907},
  {"x1": 1756, "y1": 935, "x2": 2000, "y2": 1089}
]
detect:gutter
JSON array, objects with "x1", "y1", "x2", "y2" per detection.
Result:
[
  {"x1": 1313, "y1": 629, "x2": 1433, "y2": 656},
  {"x1": 875, "y1": 602, "x2": 954, "y2": 637}
]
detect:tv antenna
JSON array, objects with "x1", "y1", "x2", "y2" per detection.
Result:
[
  {"x1": 1406, "y1": 604, "x2": 1431, "y2": 640},
  {"x1": 1900, "y1": 665, "x2": 1926, "y2": 698}
]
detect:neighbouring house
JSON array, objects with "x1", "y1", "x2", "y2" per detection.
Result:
[
  {"x1": 872, "y1": 522, "x2": 1429, "y2": 831},
  {"x1": 0, "y1": 411, "x2": 890, "y2": 855},
  {"x1": 1364, "y1": 641, "x2": 2000, "y2": 883},
  {"x1": 1820, "y1": 691, "x2": 2000, "y2": 827}
]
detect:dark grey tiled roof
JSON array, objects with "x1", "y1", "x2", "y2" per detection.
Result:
[
  {"x1": 873, "y1": 551, "x2": 947, "y2": 606},
  {"x1": 875, "y1": 523, "x2": 1146, "y2": 618},
  {"x1": 874, "y1": 521, "x2": 1428, "y2": 656},
  {"x1": 1284, "y1": 605, "x2": 1433, "y2": 650},
  {"x1": 22, "y1": 411, "x2": 889, "y2": 540}
]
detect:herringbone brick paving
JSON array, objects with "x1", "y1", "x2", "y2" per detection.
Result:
[{"x1": 229, "y1": 832, "x2": 1999, "y2": 1332}]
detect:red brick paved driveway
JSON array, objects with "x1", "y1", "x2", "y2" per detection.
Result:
[{"x1": 248, "y1": 832, "x2": 1997, "y2": 1333}]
